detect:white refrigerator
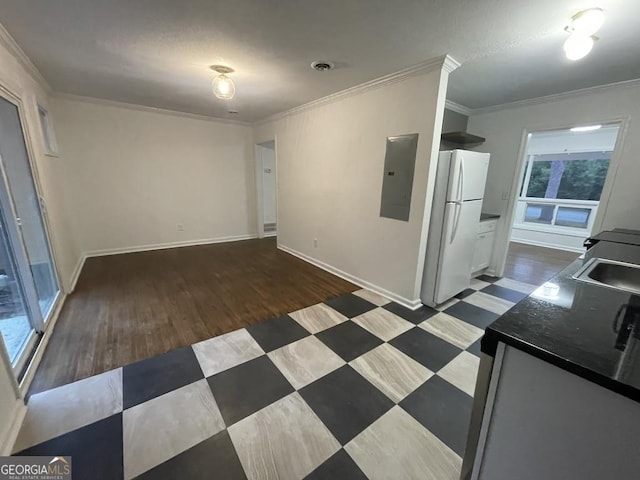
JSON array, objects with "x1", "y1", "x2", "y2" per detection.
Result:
[{"x1": 421, "y1": 150, "x2": 490, "y2": 307}]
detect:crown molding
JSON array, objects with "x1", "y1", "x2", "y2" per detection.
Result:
[
  {"x1": 442, "y1": 55, "x2": 461, "y2": 74},
  {"x1": 53, "y1": 92, "x2": 252, "y2": 126},
  {"x1": 0, "y1": 22, "x2": 458, "y2": 129},
  {"x1": 444, "y1": 100, "x2": 473, "y2": 116},
  {"x1": 255, "y1": 54, "x2": 458, "y2": 125},
  {"x1": 0, "y1": 22, "x2": 51, "y2": 93},
  {"x1": 471, "y1": 77, "x2": 640, "y2": 116}
]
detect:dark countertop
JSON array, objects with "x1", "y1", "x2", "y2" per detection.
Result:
[
  {"x1": 588, "y1": 229, "x2": 640, "y2": 247},
  {"x1": 482, "y1": 237, "x2": 640, "y2": 402},
  {"x1": 480, "y1": 213, "x2": 500, "y2": 221}
]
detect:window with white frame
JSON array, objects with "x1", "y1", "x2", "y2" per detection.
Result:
[
  {"x1": 511, "y1": 125, "x2": 621, "y2": 253},
  {"x1": 517, "y1": 151, "x2": 611, "y2": 230},
  {"x1": 37, "y1": 105, "x2": 58, "y2": 156}
]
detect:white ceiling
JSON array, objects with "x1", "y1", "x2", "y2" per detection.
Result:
[{"x1": 1, "y1": 0, "x2": 639, "y2": 122}]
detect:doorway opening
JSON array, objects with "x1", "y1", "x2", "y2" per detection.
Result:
[
  {"x1": 509, "y1": 123, "x2": 621, "y2": 254},
  {"x1": 256, "y1": 140, "x2": 277, "y2": 238}
]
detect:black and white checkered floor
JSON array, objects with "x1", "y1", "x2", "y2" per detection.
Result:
[{"x1": 14, "y1": 275, "x2": 536, "y2": 479}]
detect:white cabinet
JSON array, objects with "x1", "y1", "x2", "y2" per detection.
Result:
[
  {"x1": 464, "y1": 345, "x2": 640, "y2": 480},
  {"x1": 472, "y1": 219, "x2": 497, "y2": 273},
  {"x1": 472, "y1": 232, "x2": 495, "y2": 271}
]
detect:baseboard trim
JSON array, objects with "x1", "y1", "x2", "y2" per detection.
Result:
[
  {"x1": 1, "y1": 400, "x2": 26, "y2": 455},
  {"x1": 2, "y1": 233, "x2": 263, "y2": 452},
  {"x1": 68, "y1": 254, "x2": 87, "y2": 293},
  {"x1": 84, "y1": 234, "x2": 259, "y2": 258},
  {"x1": 510, "y1": 238, "x2": 584, "y2": 253},
  {"x1": 278, "y1": 245, "x2": 422, "y2": 310},
  {"x1": 68, "y1": 235, "x2": 261, "y2": 292}
]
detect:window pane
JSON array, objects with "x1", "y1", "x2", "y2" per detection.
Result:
[
  {"x1": 555, "y1": 207, "x2": 591, "y2": 229},
  {"x1": 525, "y1": 161, "x2": 551, "y2": 197},
  {"x1": 525, "y1": 158, "x2": 610, "y2": 201},
  {"x1": 0, "y1": 207, "x2": 33, "y2": 365},
  {"x1": 524, "y1": 203, "x2": 554, "y2": 224},
  {"x1": 557, "y1": 159, "x2": 609, "y2": 201}
]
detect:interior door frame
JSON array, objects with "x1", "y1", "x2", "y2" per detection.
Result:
[
  {"x1": 493, "y1": 116, "x2": 630, "y2": 277},
  {"x1": 254, "y1": 138, "x2": 278, "y2": 239},
  {"x1": 254, "y1": 144, "x2": 264, "y2": 238}
]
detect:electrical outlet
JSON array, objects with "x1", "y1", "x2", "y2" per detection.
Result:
[
  {"x1": 177, "y1": 224, "x2": 184, "y2": 231},
  {"x1": 314, "y1": 238, "x2": 318, "y2": 248},
  {"x1": 501, "y1": 191, "x2": 510, "y2": 201}
]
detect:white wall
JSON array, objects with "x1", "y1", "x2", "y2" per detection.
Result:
[
  {"x1": 440, "y1": 108, "x2": 469, "y2": 150},
  {"x1": 510, "y1": 230, "x2": 586, "y2": 252},
  {"x1": 468, "y1": 83, "x2": 640, "y2": 273},
  {"x1": 51, "y1": 97, "x2": 256, "y2": 255},
  {"x1": 260, "y1": 144, "x2": 277, "y2": 225},
  {"x1": 254, "y1": 64, "x2": 450, "y2": 306}
]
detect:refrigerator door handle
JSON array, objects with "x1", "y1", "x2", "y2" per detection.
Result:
[
  {"x1": 450, "y1": 201, "x2": 462, "y2": 244},
  {"x1": 452, "y1": 152, "x2": 463, "y2": 203},
  {"x1": 459, "y1": 155, "x2": 465, "y2": 202}
]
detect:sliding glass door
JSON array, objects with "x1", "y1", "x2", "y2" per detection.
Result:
[
  {"x1": 0, "y1": 93, "x2": 59, "y2": 375},
  {"x1": 0, "y1": 208, "x2": 34, "y2": 367}
]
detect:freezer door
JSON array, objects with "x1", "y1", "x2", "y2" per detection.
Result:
[
  {"x1": 445, "y1": 150, "x2": 490, "y2": 202},
  {"x1": 434, "y1": 199, "x2": 483, "y2": 304}
]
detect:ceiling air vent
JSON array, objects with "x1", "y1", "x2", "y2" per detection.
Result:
[{"x1": 311, "y1": 61, "x2": 334, "y2": 72}]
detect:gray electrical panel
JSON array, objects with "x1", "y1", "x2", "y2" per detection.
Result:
[{"x1": 379, "y1": 133, "x2": 419, "y2": 221}]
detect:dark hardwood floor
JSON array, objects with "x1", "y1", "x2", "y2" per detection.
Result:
[
  {"x1": 504, "y1": 241, "x2": 580, "y2": 285},
  {"x1": 30, "y1": 238, "x2": 357, "y2": 395}
]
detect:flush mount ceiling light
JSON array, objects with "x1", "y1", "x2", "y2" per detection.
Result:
[
  {"x1": 210, "y1": 65, "x2": 235, "y2": 100},
  {"x1": 563, "y1": 33, "x2": 595, "y2": 60},
  {"x1": 568, "y1": 8, "x2": 605, "y2": 36},
  {"x1": 570, "y1": 124, "x2": 602, "y2": 132},
  {"x1": 563, "y1": 8, "x2": 604, "y2": 61}
]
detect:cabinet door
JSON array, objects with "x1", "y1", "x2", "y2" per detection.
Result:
[
  {"x1": 472, "y1": 231, "x2": 495, "y2": 272},
  {"x1": 475, "y1": 346, "x2": 640, "y2": 480}
]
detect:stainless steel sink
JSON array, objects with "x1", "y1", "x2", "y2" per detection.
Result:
[{"x1": 573, "y1": 258, "x2": 640, "y2": 295}]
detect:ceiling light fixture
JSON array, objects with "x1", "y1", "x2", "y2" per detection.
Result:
[
  {"x1": 568, "y1": 8, "x2": 605, "y2": 36},
  {"x1": 570, "y1": 124, "x2": 602, "y2": 132},
  {"x1": 563, "y1": 8, "x2": 604, "y2": 61},
  {"x1": 210, "y1": 65, "x2": 235, "y2": 100},
  {"x1": 563, "y1": 33, "x2": 595, "y2": 60}
]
